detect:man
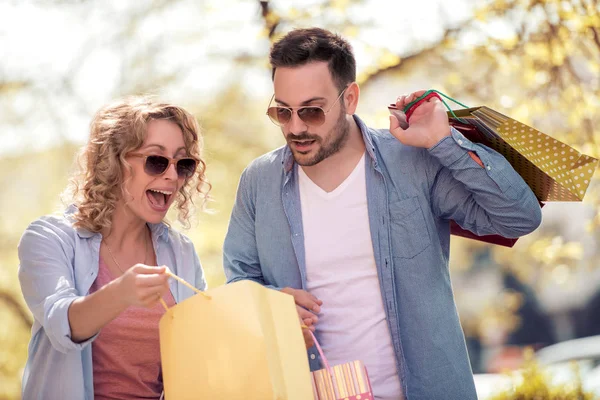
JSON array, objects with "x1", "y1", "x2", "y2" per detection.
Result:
[{"x1": 223, "y1": 27, "x2": 541, "y2": 399}]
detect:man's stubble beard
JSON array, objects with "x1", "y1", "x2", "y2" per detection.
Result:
[{"x1": 291, "y1": 108, "x2": 350, "y2": 167}]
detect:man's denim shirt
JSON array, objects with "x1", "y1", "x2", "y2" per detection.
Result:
[
  {"x1": 18, "y1": 205, "x2": 206, "y2": 400},
  {"x1": 223, "y1": 115, "x2": 542, "y2": 400}
]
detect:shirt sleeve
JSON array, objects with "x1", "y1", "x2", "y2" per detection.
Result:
[
  {"x1": 426, "y1": 127, "x2": 542, "y2": 238},
  {"x1": 192, "y1": 246, "x2": 207, "y2": 292},
  {"x1": 17, "y1": 218, "x2": 98, "y2": 354},
  {"x1": 223, "y1": 168, "x2": 280, "y2": 289},
  {"x1": 468, "y1": 151, "x2": 484, "y2": 167}
]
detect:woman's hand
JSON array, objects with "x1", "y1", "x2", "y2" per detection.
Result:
[
  {"x1": 116, "y1": 264, "x2": 171, "y2": 308},
  {"x1": 68, "y1": 264, "x2": 170, "y2": 343}
]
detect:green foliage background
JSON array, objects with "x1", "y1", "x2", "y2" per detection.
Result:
[{"x1": 1, "y1": 1, "x2": 598, "y2": 398}]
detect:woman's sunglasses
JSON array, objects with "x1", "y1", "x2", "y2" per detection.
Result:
[
  {"x1": 129, "y1": 154, "x2": 198, "y2": 179},
  {"x1": 266, "y1": 88, "x2": 347, "y2": 127}
]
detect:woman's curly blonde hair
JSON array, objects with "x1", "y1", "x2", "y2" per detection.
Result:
[{"x1": 65, "y1": 96, "x2": 210, "y2": 233}]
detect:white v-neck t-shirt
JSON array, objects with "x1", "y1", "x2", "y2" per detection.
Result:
[{"x1": 298, "y1": 153, "x2": 403, "y2": 400}]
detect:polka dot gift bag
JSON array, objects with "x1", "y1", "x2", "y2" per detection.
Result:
[{"x1": 391, "y1": 90, "x2": 599, "y2": 247}]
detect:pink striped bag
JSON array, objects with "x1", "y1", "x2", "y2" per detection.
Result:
[{"x1": 309, "y1": 331, "x2": 374, "y2": 400}]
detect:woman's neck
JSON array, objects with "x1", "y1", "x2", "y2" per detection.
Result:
[{"x1": 102, "y1": 204, "x2": 149, "y2": 251}]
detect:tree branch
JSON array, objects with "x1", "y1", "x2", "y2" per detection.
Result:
[
  {"x1": 0, "y1": 290, "x2": 32, "y2": 328},
  {"x1": 259, "y1": 1, "x2": 279, "y2": 40}
]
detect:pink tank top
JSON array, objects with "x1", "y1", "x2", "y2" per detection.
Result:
[{"x1": 89, "y1": 258, "x2": 176, "y2": 400}]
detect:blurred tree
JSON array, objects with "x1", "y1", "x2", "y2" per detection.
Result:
[
  {"x1": 0, "y1": 0, "x2": 599, "y2": 398},
  {"x1": 439, "y1": 0, "x2": 600, "y2": 344}
]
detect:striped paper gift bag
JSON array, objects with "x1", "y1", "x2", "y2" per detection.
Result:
[{"x1": 309, "y1": 332, "x2": 374, "y2": 400}]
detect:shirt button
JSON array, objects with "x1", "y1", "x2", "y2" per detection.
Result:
[
  {"x1": 458, "y1": 139, "x2": 463, "y2": 145},
  {"x1": 310, "y1": 354, "x2": 316, "y2": 360},
  {"x1": 487, "y1": 165, "x2": 492, "y2": 170}
]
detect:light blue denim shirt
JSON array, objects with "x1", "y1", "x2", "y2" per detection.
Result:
[
  {"x1": 223, "y1": 115, "x2": 542, "y2": 400},
  {"x1": 17, "y1": 205, "x2": 206, "y2": 400}
]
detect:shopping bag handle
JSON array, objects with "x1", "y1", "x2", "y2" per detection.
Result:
[
  {"x1": 389, "y1": 89, "x2": 470, "y2": 124},
  {"x1": 159, "y1": 267, "x2": 211, "y2": 311},
  {"x1": 302, "y1": 326, "x2": 341, "y2": 391},
  {"x1": 304, "y1": 328, "x2": 352, "y2": 398},
  {"x1": 403, "y1": 89, "x2": 469, "y2": 113},
  {"x1": 306, "y1": 329, "x2": 332, "y2": 371}
]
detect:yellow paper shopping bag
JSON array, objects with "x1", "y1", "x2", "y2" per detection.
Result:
[{"x1": 159, "y1": 278, "x2": 313, "y2": 400}]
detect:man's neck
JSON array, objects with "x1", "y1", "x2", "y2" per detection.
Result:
[{"x1": 300, "y1": 118, "x2": 365, "y2": 193}]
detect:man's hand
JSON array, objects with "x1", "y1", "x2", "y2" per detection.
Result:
[
  {"x1": 302, "y1": 327, "x2": 315, "y2": 349},
  {"x1": 389, "y1": 90, "x2": 451, "y2": 149},
  {"x1": 281, "y1": 287, "x2": 322, "y2": 349}
]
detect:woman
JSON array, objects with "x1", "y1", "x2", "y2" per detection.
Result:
[{"x1": 18, "y1": 96, "x2": 210, "y2": 399}]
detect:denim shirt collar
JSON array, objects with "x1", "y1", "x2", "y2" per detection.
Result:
[
  {"x1": 282, "y1": 114, "x2": 378, "y2": 173},
  {"x1": 65, "y1": 204, "x2": 170, "y2": 241}
]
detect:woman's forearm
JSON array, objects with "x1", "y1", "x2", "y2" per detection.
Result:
[{"x1": 67, "y1": 279, "x2": 128, "y2": 343}]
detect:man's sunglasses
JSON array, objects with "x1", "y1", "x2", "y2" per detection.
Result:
[
  {"x1": 266, "y1": 88, "x2": 347, "y2": 127},
  {"x1": 129, "y1": 154, "x2": 198, "y2": 179}
]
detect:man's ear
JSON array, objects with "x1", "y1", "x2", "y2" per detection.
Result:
[{"x1": 344, "y1": 82, "x2": 360, "y2": 114}]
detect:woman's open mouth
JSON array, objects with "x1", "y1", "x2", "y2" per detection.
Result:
[{"x1": 146, "y1": 188, "x2": 174, "y2": 212}]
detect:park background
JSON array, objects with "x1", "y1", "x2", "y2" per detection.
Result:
[{"x1": 0, "y1": 0, "x2": 599, "y2": 398}]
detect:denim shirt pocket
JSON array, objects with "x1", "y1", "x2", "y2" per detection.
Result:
[{"x1": 389, "y1": 195, "x2": 432, "y2": 259}]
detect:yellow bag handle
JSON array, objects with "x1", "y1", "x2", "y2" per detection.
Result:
[{"x1": 159, "y1": 267, "x2": 211, "y2": 311}]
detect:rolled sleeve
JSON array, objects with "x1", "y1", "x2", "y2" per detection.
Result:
[
  {"x1": 428, "y1": 129, "x2": 474, "y2": 167},
  {"x1": 223, "y1": 169, "x2": 269, "y2": 286},
  {"x1": 46, "y1": 295, "x2": 98, "y2": 352},
  {"x1": 429, "y1": 129, "x2": 501, "y2": 174},
  {"x1": 426, "y1": 128, "x2": 541, "y2": 238},
  {"x1": 429, "y1": 127, "x2": 517, "y2": 197},
  {"x1": 192, "y1": 249, "x2": 207, "y2": 292},
  {"x1": 18, "y1": 219, "x2": 96, "y2": 354}
]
